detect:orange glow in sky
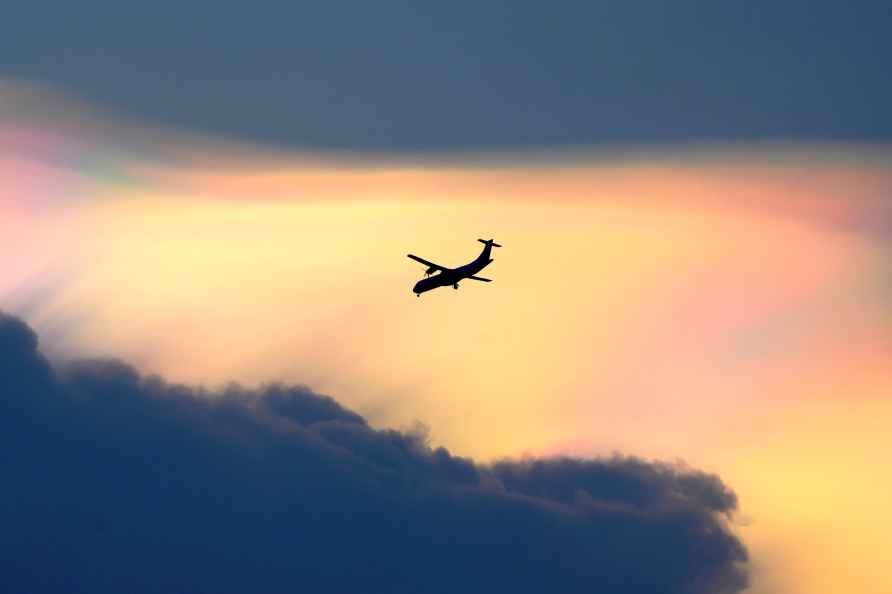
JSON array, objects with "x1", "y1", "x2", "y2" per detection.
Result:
[{"x1": 3, "y1": 88, "x2": 891, "y2": 594}]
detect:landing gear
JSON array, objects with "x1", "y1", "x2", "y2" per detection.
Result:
[{"x1": 453, "y1": 284, "x2": 459, "y2": 290}]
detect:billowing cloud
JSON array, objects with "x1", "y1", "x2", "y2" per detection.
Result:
[{"x1": 0, "y1": 312, "x2": 747, "y2": 593}]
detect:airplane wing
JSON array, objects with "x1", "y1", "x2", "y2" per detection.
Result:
[
  {"x1": 407, "y1": 254, "x2": 449, "y2": 272},
  {"x1": 467, "y1": 275, "x2": 492, "y2": 282}
]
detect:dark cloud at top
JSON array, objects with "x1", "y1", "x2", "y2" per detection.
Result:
[
  {"x1": 0, "y1": 312, "x2": 747, "y2": 593},
  {"x1": 1, "y1": 1, "x2": 888, "y2": 151}
]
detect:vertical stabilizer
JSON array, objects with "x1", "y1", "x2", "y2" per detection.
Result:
[{"x1": 476, "y1": 238, "x2": 502, "y2": 259}]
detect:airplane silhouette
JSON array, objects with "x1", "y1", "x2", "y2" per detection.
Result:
[{"x1": 408, "y1": 239, "x2": 501, "y2": 296}]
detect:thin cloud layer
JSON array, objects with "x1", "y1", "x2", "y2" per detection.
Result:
[
  {"x1": 1, "y1": 312, "x2": 747, "y2": 594},
  {"x1": 2, "y1": 3, "x2": 890, "y2": 150}
]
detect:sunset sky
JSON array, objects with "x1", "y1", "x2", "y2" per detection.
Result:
[{"x1": 3, "y1": 4, "x2": 891, "y2": 594}]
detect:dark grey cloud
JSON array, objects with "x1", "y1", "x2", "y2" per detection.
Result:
[
  {"x1": 1, "y1": 1, "x2": 888, "y2": 151},
  {"x1": 1, "y1": 312, "x2": 747, "y2": 593}
]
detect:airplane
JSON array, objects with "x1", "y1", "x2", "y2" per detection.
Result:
[{"x1": 408, "y1": 238, "x2": 501, "y2": 296}]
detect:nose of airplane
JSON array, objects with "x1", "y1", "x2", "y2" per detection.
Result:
[{"x1": 412, "y1": 281, "x2": 423, "y2": 294}]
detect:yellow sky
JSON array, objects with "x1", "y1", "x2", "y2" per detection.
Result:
[{"x1": 4, "y1": 136, "x2": 892, "y2": 594}]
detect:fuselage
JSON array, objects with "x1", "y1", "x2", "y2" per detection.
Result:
[{"x1": 412, "y1": 250, "x2": 493, "y2": 294}]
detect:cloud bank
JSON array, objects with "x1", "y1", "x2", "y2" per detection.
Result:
[
  {"x1": 0, "y1": 312, "x2": 747, "y2": 593},
  {"x1": 2, "y1": 2, "x2": 891, "y2": 150}
]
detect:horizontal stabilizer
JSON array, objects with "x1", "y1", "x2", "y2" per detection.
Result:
[
  {"x1": 468, "y1": 275, "x2": 492, "y2": 282},
  {"x1": 477, "y1": 239, "x2": 502, "y2": 248}
]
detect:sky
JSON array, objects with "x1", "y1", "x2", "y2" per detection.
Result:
[
  {"x1": 2, "y1": 4, "x2": 891, "y2": 594},
  {"x1": 2, "y1": 1, "x2": 890, "y2": 151}
]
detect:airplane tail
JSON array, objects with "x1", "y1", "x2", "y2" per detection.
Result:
[{"x1": 477, "y1": 238, "x2": 501, "y2": 260}]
